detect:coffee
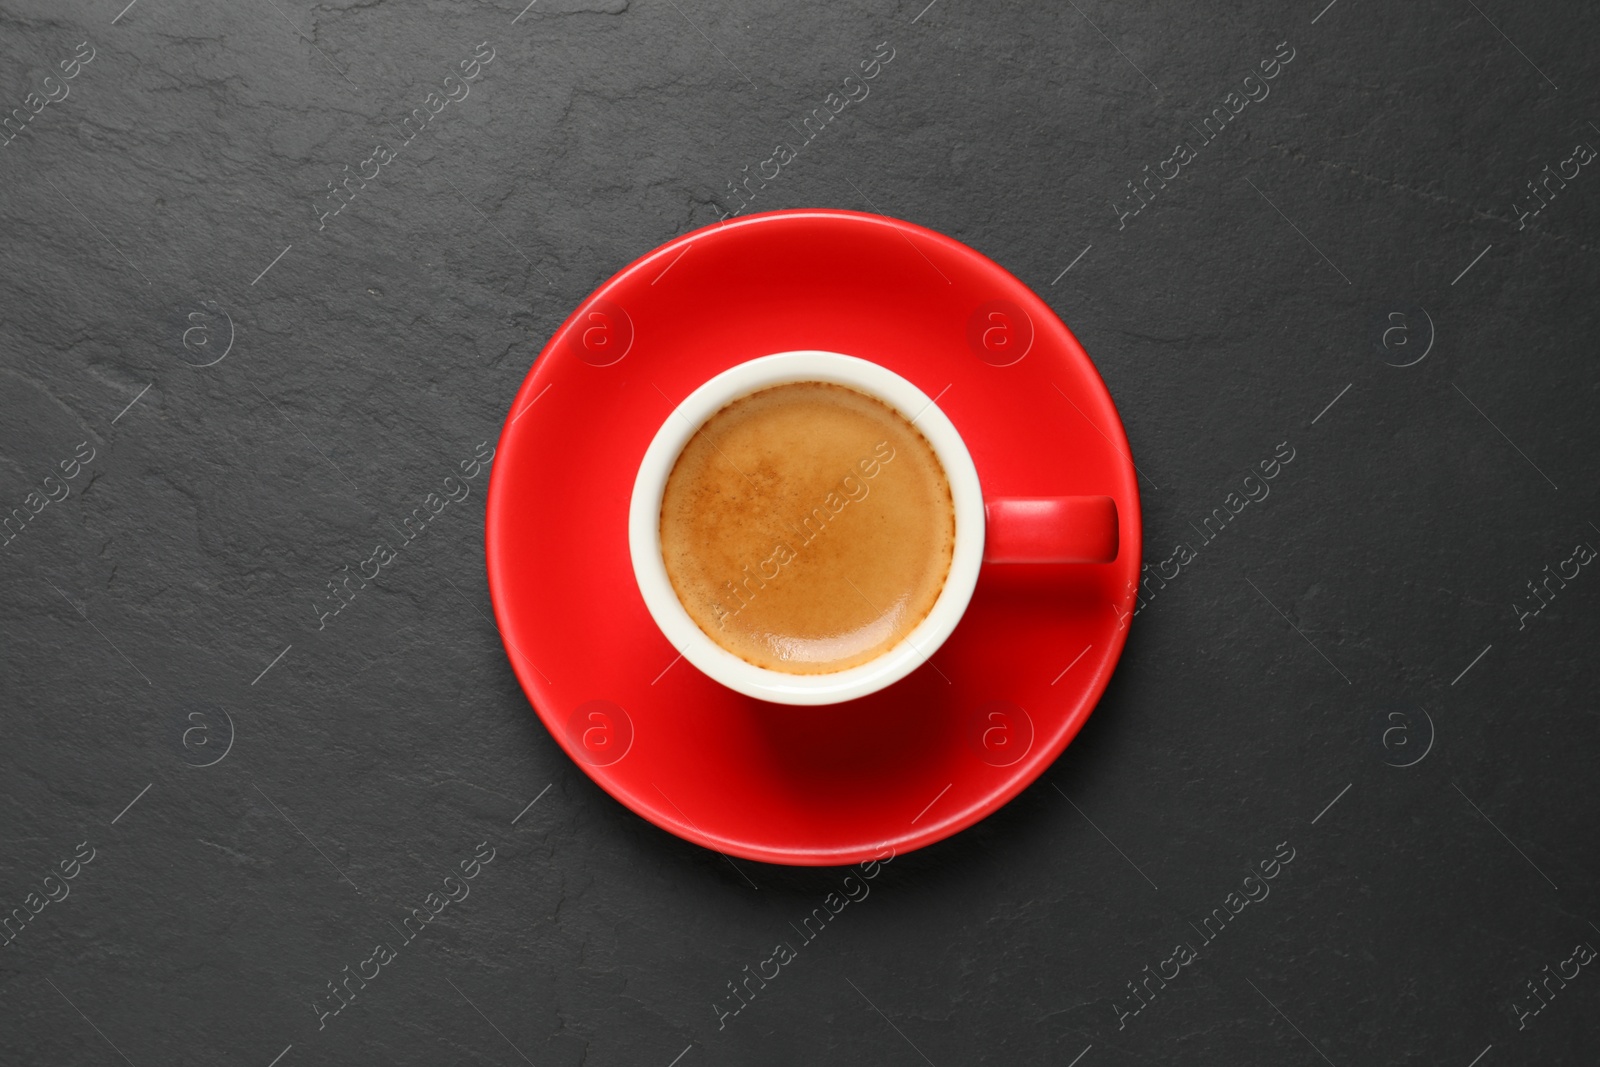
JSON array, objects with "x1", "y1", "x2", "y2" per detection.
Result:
[{"x1": 660, "y1": 381, "x2": 955, "y2": 675}]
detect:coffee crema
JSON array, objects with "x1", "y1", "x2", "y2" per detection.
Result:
[{"x1": 660, "y1": 381, "x2": 955, "y2": 675}]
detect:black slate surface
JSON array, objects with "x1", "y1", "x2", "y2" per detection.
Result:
[{"x1": 2, "y1": 0, "x2": 1597, "y2": 1064}]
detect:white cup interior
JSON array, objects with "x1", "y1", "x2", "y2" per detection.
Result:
[{"x1": 628, "y1": 351, "x2": 985, "y2": 705}]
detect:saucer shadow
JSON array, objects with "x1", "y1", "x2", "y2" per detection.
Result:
[{"x1": 734, "y1": 561, "x2": 1122, "y2": 822}]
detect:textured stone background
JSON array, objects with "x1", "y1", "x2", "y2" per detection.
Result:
[{"x1": 1, "y1": 0, "x2": 1597, "y2": 1064}]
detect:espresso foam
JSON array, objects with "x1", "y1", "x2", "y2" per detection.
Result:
[{"x1": 660, "y1": 381, "x2": 955, "y2": 675}]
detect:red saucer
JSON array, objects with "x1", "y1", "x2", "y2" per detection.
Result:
[{"x1": 486, "y1": 209, "x2": 1141, "y2": 865}]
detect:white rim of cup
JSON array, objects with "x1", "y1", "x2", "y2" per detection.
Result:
[{"x1": 628, "y1": 351, "x2": 986, "y2": 706}]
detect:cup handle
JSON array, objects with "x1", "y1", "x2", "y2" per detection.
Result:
[{"x1": 983, "y1": 496, "x2": 1119, "y2": 564}]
